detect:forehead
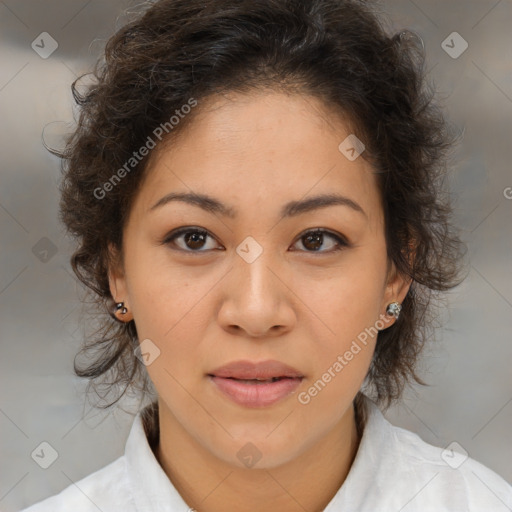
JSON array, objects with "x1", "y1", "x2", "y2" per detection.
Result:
[{"x1": 133, "y1": 91, "x2": 382, "y2": 225}]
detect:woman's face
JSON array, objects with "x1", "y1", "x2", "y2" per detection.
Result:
[{"x1": 109, "y1": 90, "x2": 410, "y2": 469}]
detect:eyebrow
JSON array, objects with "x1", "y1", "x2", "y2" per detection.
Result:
[{"x1": 149, "y1": 191, "x2": 367, "y2": 220}]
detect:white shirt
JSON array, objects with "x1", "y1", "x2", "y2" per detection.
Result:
[{"x1": 21, "y1": 395, "x2": 512, "y2": 512}]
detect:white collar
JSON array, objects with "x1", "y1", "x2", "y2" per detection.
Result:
[{"x1": 124, "y1": 406, "x2": 191, "y2": 510}]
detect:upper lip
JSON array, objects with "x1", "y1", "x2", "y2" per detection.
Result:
[{"x1": 208, "y1": 360, "x2": 304, "y2": 379}]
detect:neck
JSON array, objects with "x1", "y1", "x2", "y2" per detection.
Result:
[{"x1": 152, "y1": 400, "x2": 363, "y2": 512}]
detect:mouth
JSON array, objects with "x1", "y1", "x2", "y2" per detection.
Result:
[{"x1": 207, "y1": 360, "x2": 304, "y2": 407}]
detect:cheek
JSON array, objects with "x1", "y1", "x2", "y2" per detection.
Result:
[
  {"x1": 125, "y1": 243, "x2": 199, "y2": 331},
  {"x1": 306, "y1": 261, "x2": 385, "y2": 338},
  {"x1": 130, "y1": 272, "x2": 210, "y2": 409},
  {"x1": 126, "y1": 257, "x2": 215, "y2": 375},
  {"x1": 131, "y1": 277, "x2": 206, "y2": 348},
  {"x1": 298, "y1": 253, "x2": 386, "y2": 382}
]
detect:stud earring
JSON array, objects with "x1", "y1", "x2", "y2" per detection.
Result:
[
  {"x1": 115, "y1": 302, "x2": 128, "y2": 316},
  {"x1": 386, "y1": 301, "x2": 402, "y2": 319}
]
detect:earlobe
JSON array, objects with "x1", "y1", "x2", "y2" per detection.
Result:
[{"x1": 380, "y1": 264, "x2": 413, "y2": 328}]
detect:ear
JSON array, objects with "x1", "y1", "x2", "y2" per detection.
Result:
[
  {"x1": 380, "y1": 260, "x2": 412, "y2": 328},
  {"x1": 107, "y1": 242, "x2": 133, "y2": 321}
]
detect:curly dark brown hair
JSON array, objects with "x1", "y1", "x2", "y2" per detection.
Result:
[{"x1": 53, "y1": 0, "x2": 467, "y2": 428}]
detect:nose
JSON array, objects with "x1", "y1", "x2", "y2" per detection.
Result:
[{"x1": 217, "y1": 247, "x2": 296, "y2": 339}]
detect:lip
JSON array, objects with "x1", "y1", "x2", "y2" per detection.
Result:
[
  {"x1": 207, "y1": 360, "x2": 304, "y2": 408},
  {"x1": 208, "y1": 359, "x2": 304, "y2": 380}
]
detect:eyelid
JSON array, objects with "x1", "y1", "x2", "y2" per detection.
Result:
[{"x1": 294, "y1": 227, "x2": 349, "y2": 245}]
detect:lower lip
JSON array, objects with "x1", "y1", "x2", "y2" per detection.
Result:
[{"x1": 209, "y1": 376, "x2": 303, "y2": 407}]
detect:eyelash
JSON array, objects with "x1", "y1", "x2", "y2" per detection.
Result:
[{"x1": 161, "y1": 227, "x2": 350, "y2": 255}]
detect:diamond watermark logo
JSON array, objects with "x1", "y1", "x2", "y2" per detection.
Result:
[
  {"x1": 441, "y1": 441, "x2": 468, "y2": 469},
  {"x1": 134, "y1": 338, "x2": 161, "y2": 366},
  {"x1": 31, "y1": 441, "x2": 59, "y2": 469},
  {"x1": 338, "y1": 134, "x2": 365, "y2": 161},
  {"x1": 236, "y1": 236, "x2": 263, "y2": 264},
  {"x1": 32, "y1": 237, "x2": 58, "y2": 263},
  {"x1": 31, "y1": 32, "x2": 58, "y2": 59},
  {"x1": 441, "y1": 32, "x2": 468, "y2": 59},
  {"x1": 237, "y1": 442, "x2": 262, "y2": 468}
]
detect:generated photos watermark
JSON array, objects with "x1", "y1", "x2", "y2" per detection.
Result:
[
  {"x1": 94, "y1": 97, "x2": 198, "y2": 200},
  {"x1": 297, "y1": 313, "x2": 391, "y2": 405}
]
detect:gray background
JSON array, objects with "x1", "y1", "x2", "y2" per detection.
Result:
[{"x1": 1, "y1": 0, "x2": 511, "y2": 510}]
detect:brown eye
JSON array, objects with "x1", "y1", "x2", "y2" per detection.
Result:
[
  {"x1": 164, "y1": 228, "x2": 220, "y2": 252},
  {"x1": 183, "y1": 231, "x2": 208, "y2": 250},
  {"x1": 292, "y1": 229, "x2": 349, "y2": 253}
]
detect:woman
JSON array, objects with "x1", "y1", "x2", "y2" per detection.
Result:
[{"x1": 22, "y1": 0, "x2": 512, "y2": 510}]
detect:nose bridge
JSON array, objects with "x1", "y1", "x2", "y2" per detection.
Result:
[
  {"x1": 234, "y1": 234, "x2": 278, "y2": 306},
  {"x1": 217, "y1": 234, "x2": 294, "y2": 336}
]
